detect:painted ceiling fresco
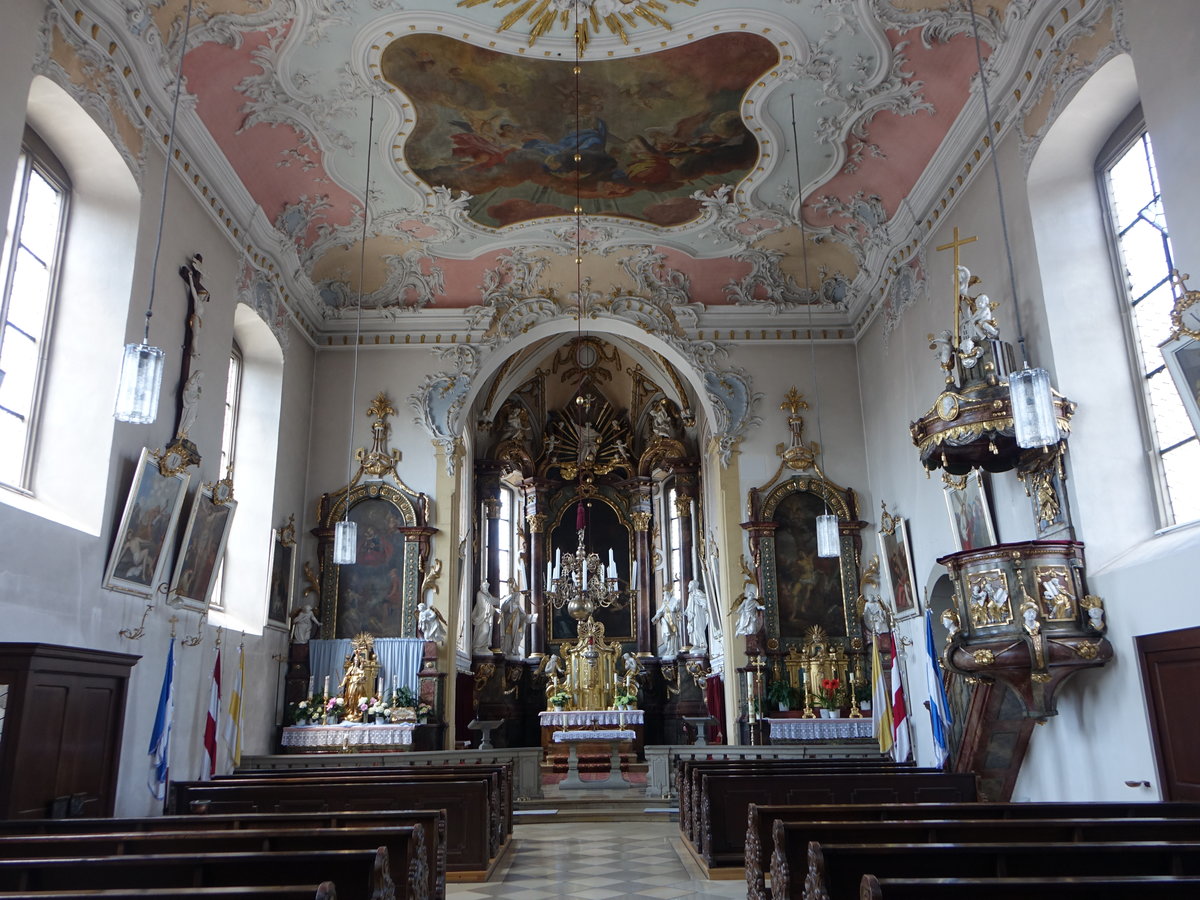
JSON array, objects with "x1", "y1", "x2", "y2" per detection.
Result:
[
  {"x1": 57, "y1": 0, "x2": 1108, "y2": 331},
  {"x1": 382, "y1": 32, "x2": 777, "y2": 228}
]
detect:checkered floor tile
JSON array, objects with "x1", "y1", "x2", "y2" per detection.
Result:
[{"x1": 448, "y1": 822, "x2": 745, "y2": 899}]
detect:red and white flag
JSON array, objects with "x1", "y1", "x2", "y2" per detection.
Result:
[
  {"x1": 202, "y1": 648, "x2": 221, "y2": 779},
  {"x1": 889, "y1": 636, "x2": 911, "y2": 763}
]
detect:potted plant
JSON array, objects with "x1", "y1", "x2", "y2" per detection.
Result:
[
  {"x1": 818, "y1": 678, "x2": 842, "y2": 717},
  {"x1": 766, "y1": 679, "x2": 794, "y2": 713},
  {"x1": 416, "y1": 702, "x2": 433, "y2": 724},
  {"x1": 549, "y1": 691, "x2": 571, "y2": 711},
  {"x1": 613, "y1": 691, "x2": 636, "y2": 710},
  {"x1": 854, "y1": 680, "x2": 872, "y2": 712},
  {"x1": 285, "y1": 698, "x2": 312, "y2": 726}
]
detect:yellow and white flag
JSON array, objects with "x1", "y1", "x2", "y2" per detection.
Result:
[
  {"x1": 223, "y1": 643, "x2": 244, "y2": 769},
  {"x1": 871, "y1": 636, "x2": 894, "y2": 756}
]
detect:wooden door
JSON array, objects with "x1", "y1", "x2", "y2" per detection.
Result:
[{"x1": 1137, "y1": 627, "x2": 1200, "y2": 800}]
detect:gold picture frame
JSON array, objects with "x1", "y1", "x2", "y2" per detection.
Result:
[
  {"x1": 103, "y1": 448, "x2": 191, "y2": 598},
  {"x1": 168, "y1": 484, "x2": 238, "y2": 611}
]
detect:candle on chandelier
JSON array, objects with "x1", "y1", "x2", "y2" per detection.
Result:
[{"x1": 632, "y1": 559, "x2": 639, "y2": 587}]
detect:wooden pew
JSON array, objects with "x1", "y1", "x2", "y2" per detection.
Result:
[
  {"x1": 0, "y1": 826, "x2": 428, "y2": 900},
  {"x1": 168, "y1": 775, "x2": 498, "y2": 879},
  {"x1": 0, "y1": 810, "x2": 445, "y2": 900},
  {"x1": 188, "y1": 764, "x2": 510, "y2": 847},
  {"x1": 777, "y1": 837, "x2": 1200, "y2": 900},
  {"x1": 0, "y1": 888, "x2": 331, "y2": 900},
  {"x1": 676, "y1": 759, "x2": 909, "y2": 846},
  {"x1": 0, "y1": 847, "x2": 397, "y2": 900},
  {"x1": 214, "y1": 762, "x2": 514, "y2": 839},
  {"x1": 745, "y1": 800, "x2": 1200, "y2": 899},
  {"x1": 859, "y1": 873, "x2": 1200, "y2": 899},
  {"x1": 693, "y1": 770, "x2": 977, "y2": 869}
]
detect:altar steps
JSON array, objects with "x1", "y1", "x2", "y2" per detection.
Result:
[{"x1": 516, "y1": 795, "x2": 677, "y2": 823}]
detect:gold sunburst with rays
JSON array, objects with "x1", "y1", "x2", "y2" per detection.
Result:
[{"x1": 457, "y1": 0, "x2": 697, "y2": 54}]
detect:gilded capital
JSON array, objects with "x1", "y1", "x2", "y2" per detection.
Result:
[
  {"x1": 674, "y1": 493, "x2": 693, "y2": 518},
  {"x1": 526, "y1": 513, "x2": 547, "y2": 534},
  {"x1": 632, "y1": 510, "x2": 652, "y2": 532}
]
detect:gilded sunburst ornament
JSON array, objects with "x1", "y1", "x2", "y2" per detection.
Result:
[{"x1": 457, "y1": 0, "x2": 697, "y2": 54}]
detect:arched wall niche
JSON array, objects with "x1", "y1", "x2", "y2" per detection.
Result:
[{"x1": 1026, "y1": 53, "x2": 1151, "y2": 564}]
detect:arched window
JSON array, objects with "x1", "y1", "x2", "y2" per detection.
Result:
[
  {"x1": 209, "y1": 304, "x2": 283, "y2": 632},
  {"x1": 1, "y1": 76, "x2": 139, "y2": 535},
  {"x1": 0, "y1": 127, "x2": 68, "y2": 490},
  {"x1": 1099, "y1": 112, "x2": 1199, "y2": 525}
]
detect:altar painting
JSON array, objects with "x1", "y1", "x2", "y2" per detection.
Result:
[
  {"x1": 333, "y1": 497, "x2": 410, "y2": 638},
  {"x1": 381, "y1": 32, "x2": 776, "y2": 228},
  {"x1": 773, "y1": 491, "x2": 847, "y2": 639}
]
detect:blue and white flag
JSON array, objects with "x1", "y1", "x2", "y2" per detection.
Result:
[
  {"x1": 147, "y1": 637, "x2": 176, "y2": 801},
  {"x1": 923, "y1": 609, "x2": 953, "y2": 768}
]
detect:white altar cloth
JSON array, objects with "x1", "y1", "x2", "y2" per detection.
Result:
[
  {"x1": 766, "y1": 717, "x2": 874, "y2": 741},
  {"x1": 281, "y1": 722, "x2": 416, "y2": 749},
  {"x1": 552, "y1": 729, "x2": 636, "y2": 743},
  {"x1": 538, "y1": 709, "x2": 644, "y2": 729}
]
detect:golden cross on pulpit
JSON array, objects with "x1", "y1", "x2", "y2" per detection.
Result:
[{"x1": 935, "y1": 226, "x2": 978, "y2": 344}]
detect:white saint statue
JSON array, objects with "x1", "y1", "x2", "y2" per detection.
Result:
[
  {"x1": 651, "y1": 588, "x2": 681, "y2": 658},
  {"x1": 471, "y1": 586, "x2": 498, "y2": 655},
  {"x1": 499, "y1": 582, "x2": 537, "y2": 659},
  {"x1": 417, "y1": 600, "x2": 448, "y2": 646},
  {"x1": 686, "y1": 580, "x2": 709, "y2": 654},
  {"x1": 734, "y1": 584, "x2": 765, "y2": 636}
]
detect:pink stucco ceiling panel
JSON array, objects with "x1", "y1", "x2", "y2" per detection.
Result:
[
  {"x1": 808, "y1": 29, "x2": 986, "y2": 227},
  {"x1": 183, "y1": 30, "x2": 357, "y2": 244}
]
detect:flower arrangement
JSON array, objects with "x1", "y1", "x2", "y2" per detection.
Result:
[
  {"x1": 818, "y1": 678, "x2": 842, "y2": 709},
  {"x1": 367, "y1": 697, "x2": 387, "y2": 717},
  {"x1": 325, "y1": 696, "x2": 347, "y2": 720},
  {"x1": 416, "y1": 702, "x2": 433, "y2": 722},
  {"x1": 549, "y1": 691, "x2": 571, "y2": 709},
  {"x1": 285, "y1": 698, "x2": 313, "y2": 725}
]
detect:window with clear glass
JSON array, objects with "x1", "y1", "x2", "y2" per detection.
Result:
[
  {"x1": 1102, "y1": 123, "x2": 1200, "y2": 525},
  {"x1": 0, "y1": 129, "x2": 68, "y2": 490},
  {"x1": 665, "y1": 486, "x2": 683, "y2": 597},
  {"x1": 210, "y1": 344, "x2": 243, "y2": 609},
  {"x1": 496, "y1": 485, "x2": 516, "y2": 591}
]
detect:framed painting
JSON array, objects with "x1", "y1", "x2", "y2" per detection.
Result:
[
  {"x1": 168, "y1": 484, "x2": 237, "y2": 611},
  {"x1": 1162, "y1": 335, "x2": 1200, "y2": 438},
  {"x1": 879, "y1": 511, "x2": 920, "y2": 620},
  {"x1": 943, "y1": 470, "x2": 997, "y2": 551},
  {"x1": 103, "y1": 448, "x2": 191, "y2": 597},
  {"x1": 265, "y1": 524, "x2": 295, "y2": 629}
]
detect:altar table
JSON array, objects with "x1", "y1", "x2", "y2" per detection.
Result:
[
  {"x1": 539, "y1": 709, "x2": 644, "y2": 759},
  {"x1": 766, "y1": 716, "x2": 874, "y2": 742},
  {"x1": 552, "y1": 729, "x2": 637, "y2": 789},
  {"x1": 281, "y1": 722, "x2": 416, "y2": 752}
]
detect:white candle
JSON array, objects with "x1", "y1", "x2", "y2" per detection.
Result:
[
  {"x1": 608, "y1": 548, "x2": 616, "y2": 574},
  {"x1": 554, "y1": 549, "x2": 562, "y2": 580},
  {"x1": 392, "y1": 674, "x2": 398, "y2": 692},
  {"x1": 376, "y1": 676, "x2": 383, "y2": 697},
  {"x1": 307, "y1": 676, "x2": 314, "y2": 697},
  {"x1": 582, "y1": 555, "x2": 587, "y2": 584},
  {"x1": 546, "y1": 560, "x2": 552, "y2": 586},
  {"x1": 632, "y1": 559, "x2": 639, "y2": 586},
  {"x1": 323, "y1": 675, "x2": 330, "y2": 697}
]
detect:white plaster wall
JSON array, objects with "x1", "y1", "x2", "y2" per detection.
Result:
[{"x1": 0, "y1": 2, "x2": 316, "y2": 816}]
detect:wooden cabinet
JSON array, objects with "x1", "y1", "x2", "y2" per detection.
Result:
[{"x1": 0, "y1": 644, "x2": 138, "y2": 818}]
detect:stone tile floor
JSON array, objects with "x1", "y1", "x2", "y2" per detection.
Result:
[{"x1": 447, "y1": 821, "x2": 746, "y2": 899}]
